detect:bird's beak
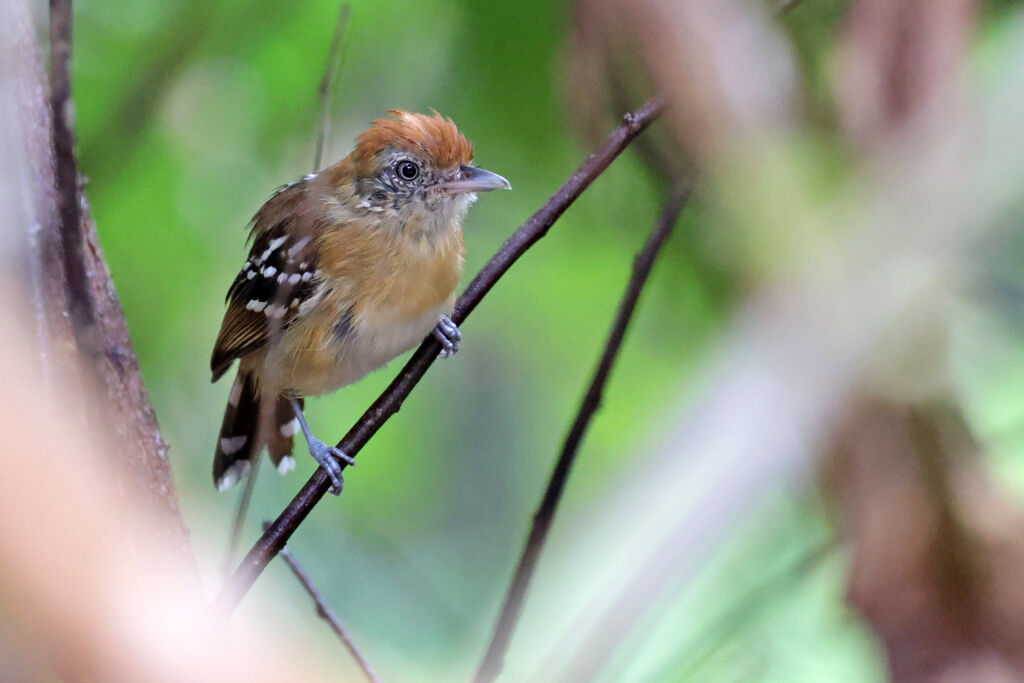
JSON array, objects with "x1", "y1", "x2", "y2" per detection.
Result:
[{"x1": 436, "y1": 165, "x2": 511, "y2": 194}]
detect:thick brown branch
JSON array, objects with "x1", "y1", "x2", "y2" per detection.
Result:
[
  {"x1": 473, "y1": 178, "x2": 691, "y2": 683},
  {"x1": 49, "y1": 0, "x2": 93, "y2": 347},
  {"x1": 214, "y1": 95, "x2": 667, "y2": 613},
  {"x1": 45, "y1": 0, "x2": 192, "y2": 570}
]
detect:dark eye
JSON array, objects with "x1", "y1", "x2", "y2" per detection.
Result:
[{"x1": 396, "y1": 160, "x2": 420, "y2": 181}]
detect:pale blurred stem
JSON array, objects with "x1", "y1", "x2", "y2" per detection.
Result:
[
  {"x1": 224, "y1": 1, "x2": 351, "y2": 571},
  {"x1": 664, "y1": 540, "x2": 833, "y2": 680},
  {"x1": 263, "y1": 523, "x2": 379, "y2": 682},
  {"x1": 215, "y1": 95, "x2": 668, "y2": 614},
  {"x1": 472, "y1": 178, "x2": 691, "y2": 683},
  {"x1": 46, "y1": 0, "x2": 193, "y2": 567},
  {"x1": 314, "y1": 2, "x2": 351, "y2": 173},
  {"x1": 777, "y1": 0, "x2": 807, "y2": 15}
]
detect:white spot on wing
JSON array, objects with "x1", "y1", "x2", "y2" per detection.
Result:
[
  {"x1": 287, "y1": 237, "x2": 311, "y2": 259},
  {"x1": 276, "y1": 455, "x2": 296, "y2": 475},
  {"x1": 246, "y1": 299, "x2": 267, "y2": 312},
  {"x1": 228, "y1": 378, "x2": 243, "y2": 406},
  {"x1": 280, "y1": 418, "x2": 299, "y2": 438},
  {"x1": 220, "y1": 435, "x2": 248, "y2": 455},
  {"x1": 216, "y1": 459, "x2": 251, "y2": 492},
  {"x1": 260, "y1": 236, "x2": 287, "y2": 261}
]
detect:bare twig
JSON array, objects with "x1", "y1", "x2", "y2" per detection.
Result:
[
  {"x1": 214, "y1": 95, "x2": 667, "y2": 614},
  {"x1": 473, "y1": 179, "x2": 692, "y2": 683},
  {"x1": 263, "y1": 523, "x2": 379, "y2": 682},
  {"x1": 314, "y1": 3, "x2": 351, "y2": 172}
]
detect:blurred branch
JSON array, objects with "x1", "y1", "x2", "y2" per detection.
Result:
[
  {"x1": 663, "y1": 540, "x2": 833, "y2": 680},
  {"x1": 78, "y1": 0, "x2": 229, "y2": 178},
  {"x1": 0, "y1": 307, "x2": 337, "y2": 680},
  {"x1": 828, "y1": 400, "x2": 1024, "y2": 681},
  {"x1": 776, "y1": 0, "x2": 807, "y2": 15},
  {"x1": 215, "y1": 95, "x2": 668, "y2": 614},
  {"x1": 313, "y1": 2, "x2": 351, "y2": 172},
  {"x1": 44, "y1": 0, "x2": 193, "y2": 569},
  {"x1": 473, "y1": 178, "x2": 692, "y2": 683},
  {"x1": 263, "y1": 523, "x2": 378, "y2": 682}
]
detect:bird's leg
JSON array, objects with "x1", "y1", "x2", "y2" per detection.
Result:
[
  {"x1": 433, "y1": 314, "x2": 462, "y2": 358},
  {"x1": 288, "y1": 397, "x2": 354, "y2": 495}
]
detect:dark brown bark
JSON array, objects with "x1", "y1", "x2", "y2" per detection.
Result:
[{"x1": 43, "y1": 0, "x2": 192, "y2": 569}]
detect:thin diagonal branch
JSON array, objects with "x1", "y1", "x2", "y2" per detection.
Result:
[
  {"x1": 263, "y1": 523, "x2": 379, "y2": 682},
  {"x1": 472, "y1": 178, "x2": 692, "y2": 683},
  {"x1": 224, "y1": 1, "x2": 353, "y2": 576},
  {"x1": 214, "y1": 94, "x2": 667, "y2": 614}
]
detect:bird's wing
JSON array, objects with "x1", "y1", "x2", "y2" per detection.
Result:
[{"x1": 210, "y1": 179, "x2": 323, "y2": 381}]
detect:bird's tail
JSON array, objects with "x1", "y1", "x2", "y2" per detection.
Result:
[{"x1": 213, "y1": 372, "x2": 299, "y2": 491}]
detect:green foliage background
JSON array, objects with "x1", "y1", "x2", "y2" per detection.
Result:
[{"x1": 71, "y1": 0, "x2": 1024, "y2": 679}]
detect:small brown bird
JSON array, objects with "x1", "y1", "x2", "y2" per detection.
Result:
[{"x1": 210, "y1": 110, "x2": 509, "y2": 494}]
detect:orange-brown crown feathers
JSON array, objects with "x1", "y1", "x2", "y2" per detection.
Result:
[{"x1": 352, "y1": 110, "x2": 474, "y2": 172}]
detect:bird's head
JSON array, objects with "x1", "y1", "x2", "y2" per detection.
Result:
[{"x1": 336, "y1": 110, "x2": 509, "y2": 230}]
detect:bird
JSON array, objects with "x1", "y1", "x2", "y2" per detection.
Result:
[{"x1": 210, "y1": 110, "x2": 510, "y2": 494}]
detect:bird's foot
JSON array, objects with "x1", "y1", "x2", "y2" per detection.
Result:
[
  {"x1": 307, "y1": 437, "x2": 355, "y2": 495},
  {"x1": 433, "y1": 315, "x2": 462, "y2": 359}
]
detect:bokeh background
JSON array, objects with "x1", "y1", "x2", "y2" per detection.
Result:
[{"x1": 60, "y1": 0, "x2": 1024, "y2": 680}]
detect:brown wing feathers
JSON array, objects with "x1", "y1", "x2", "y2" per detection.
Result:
[
  {"x1": 210, "y1": 180, "x2": 322, "y2": 381},
  {"x1": 211, "y1": 179, "x2": 320, "y2": 489}
]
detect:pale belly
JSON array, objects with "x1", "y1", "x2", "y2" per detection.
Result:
[{"x1": 262, "y1": 302, "x2": 449, "y2": 397}]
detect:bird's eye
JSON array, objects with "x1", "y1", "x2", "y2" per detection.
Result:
[{"x1": 396, "y1": 160, "x2": 420, "y2": 181}]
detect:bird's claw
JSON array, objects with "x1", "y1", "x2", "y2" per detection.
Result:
[
  {"x1": 434, "y1": 315, "x2": 462, "y2": 359},
  {"x1": 308, "y1": 437, "x2": 354, "y2": 495}
]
